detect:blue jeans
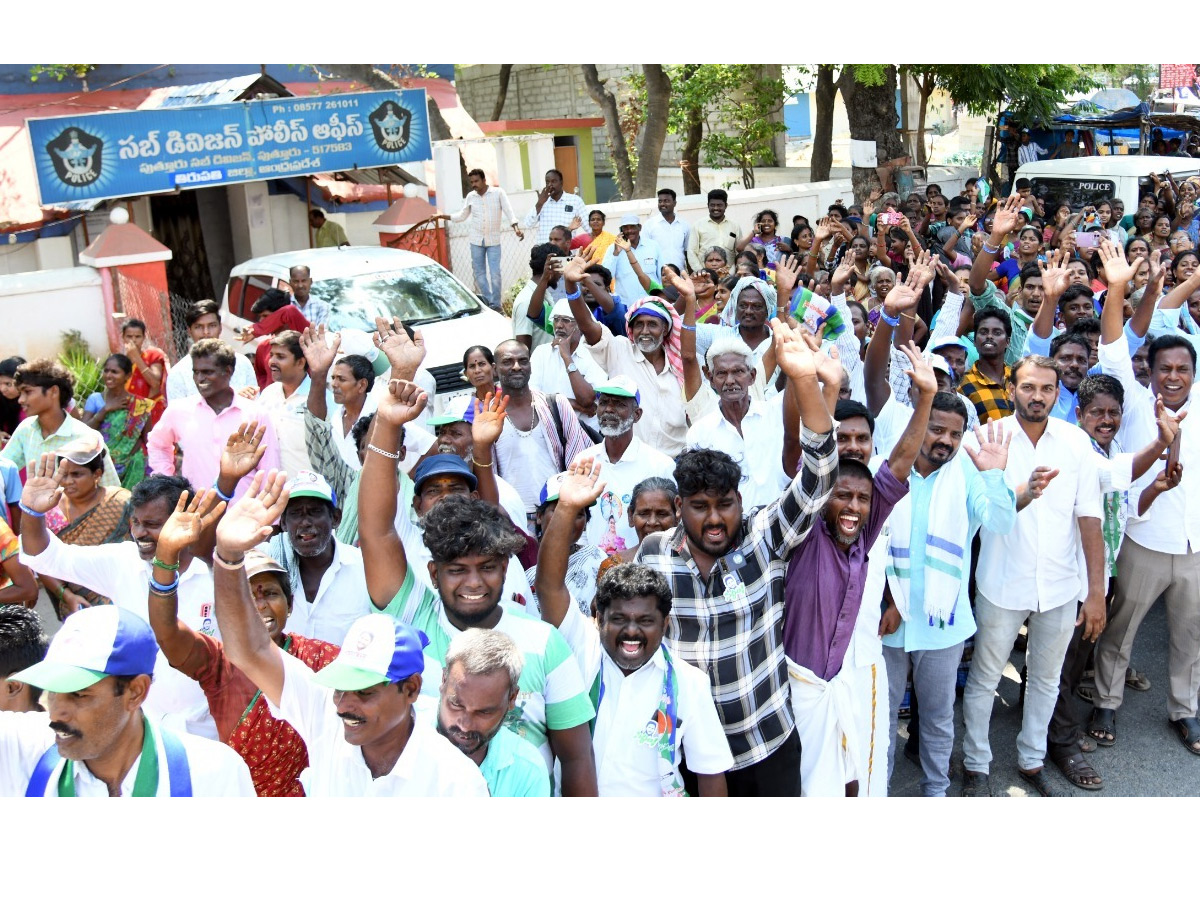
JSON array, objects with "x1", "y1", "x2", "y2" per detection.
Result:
[
  {"x1": 884, "y1": 642, "x2": 964, "y2": 797},
  {"x1": 470, "y1": 243, "x2": 502, "y2": 309}
]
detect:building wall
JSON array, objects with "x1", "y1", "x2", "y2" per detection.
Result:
[
  {"x1": 456, "y1": 65, "x2": 787, "y2": 195},
  {"x1": 0, "y1": 266, "x2": 107, "y2": 359}
]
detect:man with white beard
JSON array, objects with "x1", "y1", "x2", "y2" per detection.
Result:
[
  {"x1": 563, "y1": 258, "x2": 688, "y2": 457},
  {"x1": 571, "y1": 377, "x2": 676, "y2": 555}
]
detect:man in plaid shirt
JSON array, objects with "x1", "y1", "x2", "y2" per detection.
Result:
[
  {"x1": 524, "y1": 169, "x2": 586, "y2": 244},
  {"x1": 636, "y1": 321, "x2": 840, "y2": 796},
  {"x1": 959, "y1": 307, "x2": 1014, "y2": 423}
]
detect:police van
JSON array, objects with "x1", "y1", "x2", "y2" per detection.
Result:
[{"x1": 1016, "y1": 156, "x2": 1200, "y2": 215}]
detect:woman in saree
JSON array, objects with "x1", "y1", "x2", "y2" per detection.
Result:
[
  {"x1": 38, "y1": 436, "x2": 131, "y2": 619},
  {"x1": 82, "y1": 353, "x2": 153, "y2": 489},
  {"x1": 120, "y1": 318, "x2": 168, "y2": 426}
]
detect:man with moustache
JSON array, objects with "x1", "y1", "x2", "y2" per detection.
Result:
[
  {"x1": 211, "y1": 472, "x2": 488, "y2": 797},
  {"x1": 573, "y1": 377, "x2": 675, "y2": 555},
  {"x1": 959, "y1": 356, "x2": 1105, "y2": 797},
  {"x1": 537, "y1": 459, "x2": 734, "y2": 796},
  {"x1": 434, "y1": 628, "x2": 551, "y2": 797},
  {"x1": 0, "y1": 605, "x2": 254, "y2": 797},
  {"x1": 528, "y1": 297, "x2": 606, "y2": 427}
]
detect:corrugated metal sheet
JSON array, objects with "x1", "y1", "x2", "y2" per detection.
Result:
[{"x1": 141, "y1": 74, "x2": 289, "y2": 109}]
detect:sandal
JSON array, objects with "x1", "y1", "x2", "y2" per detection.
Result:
[
  {"x1": 1125, "y1": 667, "x2": 1151, "y2": 692},
  {"x1": 1080, "y1": 734, "x2": 1096, "y2": 753},
  {"x1": 1171, "y1": 717, "x2": 1200, "y2": 756},
  {"x1": 1018, "y1": 767, "x2": 1063, "y2": 797},
  {"x1": 1088, "y1": 708, "x2": 1116, "y2": 747},
  {"x1": 961, "y1": 770, "x2": 991, "y2": 797},
  {"x1": 1075, "y1": 678, "x2": 1096, "y2": 704},
  {"x1": 1054, "y1": 753, "x2": 1103, "y2": 791}
]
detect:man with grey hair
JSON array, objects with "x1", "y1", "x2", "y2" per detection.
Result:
[
  {"x1": 685, "y1": 336, "x2": 789, "y2": 509},
  {"x1": 435, "y1": 628, "x2": 551, "y2": 797}
]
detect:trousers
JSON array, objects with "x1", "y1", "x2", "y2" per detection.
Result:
[
  {"x1": 884, "y1": 642, "x2": 964, "y2": 797},
  {"x1": 470, "y1": 243, "x2": 503, "y2": 309}
]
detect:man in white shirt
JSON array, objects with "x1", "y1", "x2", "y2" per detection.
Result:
[
  {"x1": 536, "y1": 459, "x2": 734, "y2": 796},
  {"x1": 1, "y1": 605, "x2": 254, "y2": 797},
  {"x1": 529, "y1": 298, "x2": 606, "y2": 430},
  {"x1": 441, "y1": 168, "x2": 523, "y2": 311},
  {"x1": 19, "y1": 469, "x2": 227, "y2": 738},
  {"x1": 959, "y1": 355, "x2": 1106, "y2": 797},
  {"x1": 1094, "y1": 328, "x2": 1200, "y2": 754},
  {"x1": 574, "y1": 376, "x2": 675, "y2": 554},
  {"x1": 263, "y1": 470, "x2": 372, "y2": 646},
  {"x1": 1016, "y1": 131, "x2": 1050, "y2": 167},
  {"x1": 258, "y1": 330, "x2": 316, "y2": 478},
  {"x1": 523, "y1": 168, "x2": 585, "y2": 244},
  {"x1": 210, "y1": 480, "x2": 488, "y2": 797},
  {"x1": 602, "y1": 215, "x2": 661, "y2": 299},
  {"x1": 166, "y1": 300, "x2": 257, "y2": 403},
  {"x1": 511, "y1": 243, "x2": 567, "y2": 354},
  {"x1": 643, "y1": 188, "x2": 690, "y2": 273},
  {"x1": 686, "y1": 337, "x2": 789, "y2": 511}
]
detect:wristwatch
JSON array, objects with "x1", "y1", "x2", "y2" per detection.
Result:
[{"x1": 566, "y1": 363, "x2": 579, "y2": 373}]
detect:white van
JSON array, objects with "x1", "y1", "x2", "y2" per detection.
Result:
[
  {"x1": 222, "y1": 246, "x2": 509, "y2": 414},
  {"x1": 1016, "y1": 156, "x2": 1200, "y2": 215}
]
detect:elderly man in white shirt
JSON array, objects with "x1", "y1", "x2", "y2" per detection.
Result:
[
  {"x1": 959, "y1": 355, "x2": 1106, "y2": 798},
  {"x1": 573, "y1": 376, "x2": 675, "y2": 555},
  {"x1": 1, "y1": 606, "x2": 255, "y2": 797},
  {"x1": 686, "y1": 337, "x2": 789, "y2": 511},
  {"x1": 263, "y1": 471, "x2": 372, "y2": 646},
  {"x1": 529, "y1": 298, "x2": 606, "y2": 432},
  {"x1": 211, "y1": 479, "x2": 488, "y2": 797}
]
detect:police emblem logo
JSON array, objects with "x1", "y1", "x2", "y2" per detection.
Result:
[
  {"x1": 46, "y1": 127, "x2": 103, "y2": 187},
  {"x1": 369, "y1": 101, "x2": 412, "y2": 154}
]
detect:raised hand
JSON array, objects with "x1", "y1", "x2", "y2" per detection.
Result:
[
  {"x1": 963, "y1": 420, "x2": 1012, "y2": 472},
  {"x1": 1096, "y1": 239, "x2": 1143, "y2": 287},
  {"x1": 156, "y1": 489, "x2": 226, "y2": 558},
  {"x1": 831, "y1": 251, "x2": 855, "y2": 291},
  {"x1": 775, "y1": 253, "x2": 803, "y2": 298},
  {"x1": 772, "y1": 319, "x2": 819, "y2": 381},
  {"x1": 1156, "y1": 395, "x2": 1187, "y2": 446},
  {"x1": 556, "y1": 456, "x2": 606, "y2": 511},
  {"x1": 1037, "y1": 249, "x2": 1072, "y2": 302},
  {"x1": 962, "y1": 213, "x2": 978, "y2": 231},
  {"x1": 471, "y1": 391, "x2": 509, "y2": 449},
  {"x1": 613, "y1": 235, "x2": 631, "y2": 253},
  {"x1": 568, "y1": 215, "x2": 583, "y2": 231},
  {"x1": 897, "y1": 340, "x2": 937, "y2": 397},
  {"x1": 562, "y1": 254, "x2": 588, "y2": 285},
  {"x1": 214, "y1": 470, "x2": 289, "y2": 557},
  {"x1": 991, "y1": 195, "x2": 1023, "y2": 237},
  {"x1": 882, "y1": 275, "x2": 922, "y2": 317},
  {"x1": 663, "y1": 268, "x2": 697, "y2": 302},
  {"x1": 220, "y1": 421, "x2": 268, "y2": 482},
  {"x1": 812, "y1": 340, "x2": 843, "y2": 391},
  {"x1": 299, "y1": 324, "x2": 340, "y2": 376},
  {"x1": 1148, "y1": 247, "x2": 1165, "y2": 287},
  {"x1": 814, "y1": 217, "x2": 833, "y2": 243},
  {"x1": 21, "y1": 453, "x2": 65, "y2": 514},
  {"x1": 373, "y1": 317, "x2": 426, "y2": 382},
  {"x1": 375, "y1": 378, "x2": 428, "y2": 428}
]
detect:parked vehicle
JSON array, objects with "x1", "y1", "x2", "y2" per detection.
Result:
[
  {"x1": 1016, "y1": 156, "x2": 1200, "y2": 214},
  {"x1": 222, "y1": 247, "x2": 507, "y2": 413}
]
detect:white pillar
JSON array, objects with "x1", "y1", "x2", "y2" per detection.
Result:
[
  {"x1": 495, "y1": 140, "x2": 525, "y2": 192},
  {"x1": 527, "y1": 137, "x2": 556, "y2": 188},
  {"x1": 434, "y1": 144, "x2": 465, "y2": 214}
]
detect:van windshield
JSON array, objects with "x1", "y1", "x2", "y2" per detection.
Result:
[
  {"x1": 309, "y1": 264, "x2": 481, "y2": 331},
  {"x1": 1029, "y1": 177, "x2": 1117, "y2": 213}
]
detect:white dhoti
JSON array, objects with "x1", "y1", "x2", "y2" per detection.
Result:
[{"x1": 788, "y1": 657, "x2": 886, "y2": 797}]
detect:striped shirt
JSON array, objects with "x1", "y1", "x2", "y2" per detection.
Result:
[
  {"x1": 634, "y1": 427, "x2": 838, "y2": 769},
  {"x1": 450, "y1": 186, "x2": 519, "y2": 247},
  {"x1": 524, "y1": 192, "x2": 586, "y2": 243}
]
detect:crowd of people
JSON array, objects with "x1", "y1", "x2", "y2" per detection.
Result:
[{"x1": 2, "y1": 162, "x2": 1199, "y2": 798}]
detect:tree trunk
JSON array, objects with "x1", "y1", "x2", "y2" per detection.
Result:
[
  {"x1": 915, "y1": 73, "x2": 934, "y2": 167},
  {"x1": 679, "y1": 65, "x2": 703, "y2": 195},
  {"x1": 633, "y1": 65, "x2": 672, "y2": 199},
  {"x1": 810, "y1": 65, "x2": 837, "y2": 183},
  {"x1": 580, "y1": 64, "x2": 634, "y2": 200},
  {"x1": 839, "y1": 65, "x2": 904, "y2": 202},
  {"x1": 490, "y1": 65, "x2": 513, "y2": 122}
]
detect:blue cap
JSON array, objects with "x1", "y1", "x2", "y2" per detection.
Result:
[{"x1": 412, "y1": 453, "x2": 478, "y2": 492}]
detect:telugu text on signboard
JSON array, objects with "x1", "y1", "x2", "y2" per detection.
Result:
[{"x1": 27, "y1": 89, "x2": 432, "y2": 206}]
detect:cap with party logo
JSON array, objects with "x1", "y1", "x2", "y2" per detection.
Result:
[
  {"x1": 312, "y1": 615, "x2": 429, "y2": 691},
  {"x1": 286, "y1": 470, "x2": 336, "y2": 506},
  {"x1": 244, "y1": 549, "x2": 288, "y2": 581},
  {"x1": 10, "y1": 606, "x2": 157, "y2": 693},
  {"x1": 595, "y1": 375, "x2": 640, "y2": 404}
]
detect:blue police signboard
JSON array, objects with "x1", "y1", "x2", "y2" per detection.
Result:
[{"x1": 27, "y1": 89, "x2": 432, "y2": 205}]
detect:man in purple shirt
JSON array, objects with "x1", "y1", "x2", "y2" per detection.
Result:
[{"x1": 783, "y1": 341, "x2": 937, "y2": 796}]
